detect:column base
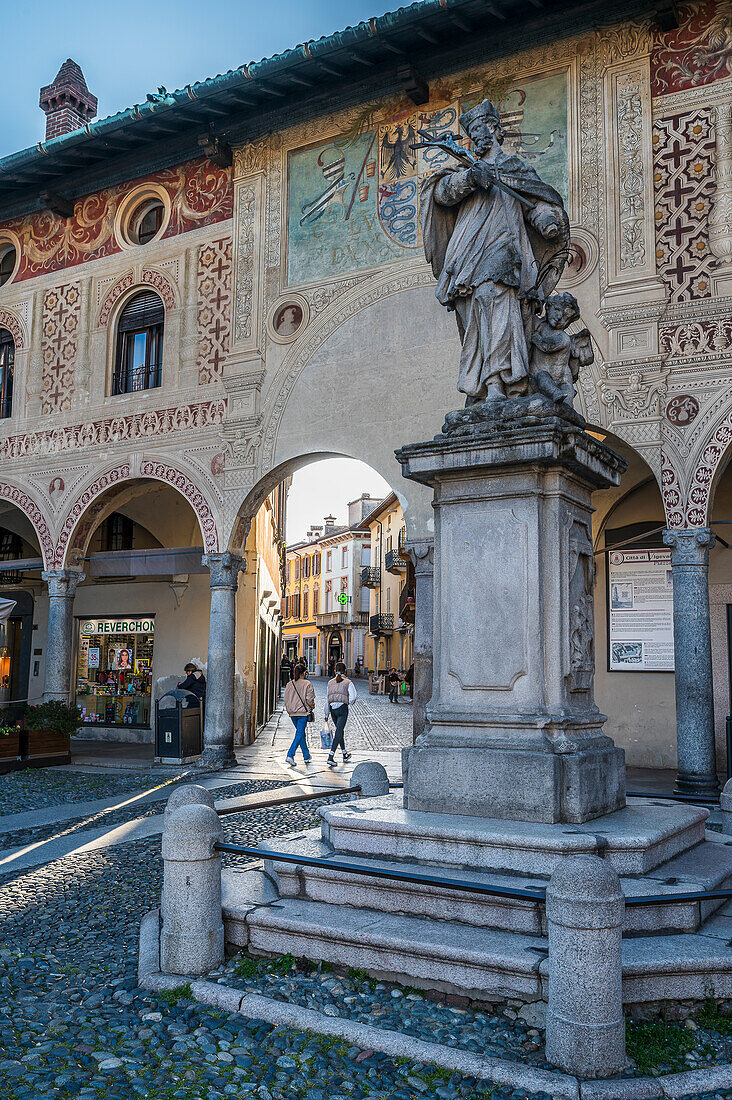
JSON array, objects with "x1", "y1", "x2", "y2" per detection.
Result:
[
  {"x1": 403, "y1": 741, "x2": 626, "y2": 824},
  {"x1": 198, "y1": 747, "x2": 237, "y2": 771},
  {"x1": 674, "y1": 770, "x2": 720, "y2": 799}
]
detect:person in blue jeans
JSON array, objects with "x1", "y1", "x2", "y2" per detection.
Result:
[
  {"x1": 283, "y1": 664, "x2": 315, "y2": 765},
  {"x1": 324, "y1": 661, "x2": 356, "y2": 768}
]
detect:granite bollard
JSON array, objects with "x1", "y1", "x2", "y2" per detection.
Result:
[
  {"x1": 161, "y1": 803, "x2": 224, "y2": 975},
  {"x1": 163, "y1": 782, "x2": 216, "y2": 827},
  {"x1": 545, "y1": 854, "x2": 625, "y2": 1079},
  {"x1": 351, "y1": 761, "x2": 390, "y2": 798}
]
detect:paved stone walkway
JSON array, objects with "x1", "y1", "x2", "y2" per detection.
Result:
[{"x1": 0, "y1": 692, "x2": 728, "y2": 1099}]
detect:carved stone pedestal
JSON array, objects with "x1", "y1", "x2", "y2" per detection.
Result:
[{"x1": 397, "y1": 415, "x2": 627, "y2": 824}]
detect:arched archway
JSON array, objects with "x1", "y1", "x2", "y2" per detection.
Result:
[{"x1": 53, "y1": 461, "x2": 221, "y2": 569}]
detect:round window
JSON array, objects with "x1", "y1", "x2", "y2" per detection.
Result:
[
  {"x1": 0, "y1": 244, "x2": 18, "y2": 287},
  {"x1": 128, "y1": 199, "x2": 165, "y2": 246}
]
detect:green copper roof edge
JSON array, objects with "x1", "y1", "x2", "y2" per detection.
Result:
[{"x1": 0, "y1": 0, "x2": 476, "y2": 183}]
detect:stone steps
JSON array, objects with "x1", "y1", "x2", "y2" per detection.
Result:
[
  {"x1": 319, "y1": 794, "x2": 708, "y2": 875},
  {"x1": 259, "y1": 828, "x2": 732, "y2": 936},
  {"x1": 239, "y1": 895, "x2": 732, "y2": 1005}
]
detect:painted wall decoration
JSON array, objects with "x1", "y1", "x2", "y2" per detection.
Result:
[
  {"x1": 1, "y1": 158, "x2": 232, "y2": 283},
  {"x1": 651, "y1": 0, "x2": 732, "y2": 96},
  {"x1": 285, "y1": 69, "x2": 569, "y2": 287},
  {"x1": 0, "y1": 398, "x2": 226, "y2": 461},
  {"x1": 653, "y1": 108, "x2": 716, "y2": 301},
  {"x1": 41, "y1": 282, "x2": 81, "y2": 414},
  {"x1": 197, "y1": 235, "x2": 232, "y2": 384}
]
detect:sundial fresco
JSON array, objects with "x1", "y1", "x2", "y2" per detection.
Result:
[{"x1": 286, "y1": 69, "x2": 569, "y2": 286}]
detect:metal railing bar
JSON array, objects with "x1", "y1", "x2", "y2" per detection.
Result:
[
  {"x1": 215, "y1": 838, "x2": 732, "y2": 908},
  {"x1": 627, "y1": 790, "x2": 720, "y2": 806},
  {"x1": 625, "y1": 888, "x2": 732, "y2": 907},
  {"x1": 214, "y1": 841, "x2": 547, "y2": 902},
  {"x1": 216, "y1": 785, "x2": 362, "y2": 817}
]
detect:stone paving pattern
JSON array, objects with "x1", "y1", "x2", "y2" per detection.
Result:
[{"x1": 0, "y1": 696, "x2": 730, "y2": 1099}]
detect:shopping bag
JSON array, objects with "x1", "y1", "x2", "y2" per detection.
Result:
[
  {"x1": 400, "y1": 681, "x2": 408, "y2": 696},
  {"x1": 320, "y1": 722, "x2": 333, "y2": 750}
]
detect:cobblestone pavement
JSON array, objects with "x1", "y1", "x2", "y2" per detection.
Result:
[
  {"x1": 0, "y1": 736, "x2": 729, "y2": 1098},
  {"x1": 0, "y1": 769, "x2": 176, "y2": 816}
]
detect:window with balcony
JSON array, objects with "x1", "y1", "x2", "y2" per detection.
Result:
[
  {"x1": 0, "y1": 328, "x2": 14, "y2": 419},
  {"x1": 361, "y1": 545, "x2": 371, "y2": 567},
  {"x1": 113, "y1": 290, "x2": 163, "y2": 395}
]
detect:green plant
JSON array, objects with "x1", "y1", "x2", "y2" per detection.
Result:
[
  {"x1": 626, "y1": 1018, "x2": 699, "y2": 1073},
  {"x1": 157, "y1": 983, "x2": 192, "y2": 1006},
  {"x1": 696, "y1": 997, "x2": 732, "y2": 1036},
  {"x1": 24, "y1": 701, "x2": 81, "y2": 736},
  {"x1": 0, "y1": 724, "x2": 18, "y2": 737}
]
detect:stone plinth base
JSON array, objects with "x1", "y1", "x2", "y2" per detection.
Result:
[
  {"x1": 396, "y1": 413, "x2": 627, "y2": 825},
  {"x1": 402, "y1": 740, "x2": 626, "y2": 823}
]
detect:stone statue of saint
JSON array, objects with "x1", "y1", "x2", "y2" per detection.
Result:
[{"x1": 420, "y1": 99, "x2": 572, "y2": 408}]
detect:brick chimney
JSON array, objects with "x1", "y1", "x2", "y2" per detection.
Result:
[{"x1": 40, "y1": 60, "x2": 97, "y2": 140}]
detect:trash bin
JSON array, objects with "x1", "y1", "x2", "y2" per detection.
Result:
[{"x1": 155, "y1": 689, "x2": 203, "y2": 763}]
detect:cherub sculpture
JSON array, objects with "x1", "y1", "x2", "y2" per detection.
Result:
[{"x1": 529, "y1": 292, "x2": 594, "y2": 407}]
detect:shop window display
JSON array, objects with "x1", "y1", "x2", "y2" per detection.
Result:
[{"x1": 76, "y1": 617, "x2": 154, "y2": 727}]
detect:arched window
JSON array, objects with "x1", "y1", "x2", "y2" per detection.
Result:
[
  {"x1": 113, "y1": 290, "x2": 164, "y2": 395},
  {"x1": 0, "y1": 329, "x2": 14, "y2": 419}
]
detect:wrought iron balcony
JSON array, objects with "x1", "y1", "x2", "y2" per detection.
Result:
[
  {"x1": 385, "y1": 548, "x2": 408, "y2": 574},
  {"x1": 361, "y1": 566, "x2": 380, "y2": 588},
  {"x1": 370, "y1": 613, "x2": 394, "y2": 635}
]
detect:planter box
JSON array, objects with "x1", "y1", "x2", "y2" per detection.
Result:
[
  {"x1": 22, "y1": 729, "x2": 71, "y2": 759},
  {"x1": 0, "y1": 733, "x2": 20, "y2": 760}
]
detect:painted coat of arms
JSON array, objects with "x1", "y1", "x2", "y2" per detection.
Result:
[{"x1": 286, "y1": 70, "x2": 569, "y2": 287}]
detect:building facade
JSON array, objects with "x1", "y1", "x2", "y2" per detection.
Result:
[
  {"x1": 361, "y1": 493, "x2": 414, "y2": 675},
  {"x1": 283, "y1": 496, "x2": 373, "y2": 673},
  {"x1": 0, "y1": 1, "x2": 731, "y2": 781}
]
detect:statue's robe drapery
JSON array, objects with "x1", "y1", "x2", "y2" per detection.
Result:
[{"x1": 421, "y1": 151, "x2": 569, "y2": 399}]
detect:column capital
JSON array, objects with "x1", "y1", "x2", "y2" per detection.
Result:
[
  {"x1": 41, "y1": 570, "x2": 85, "y2": 598},
  {"x1": 662, "y1": 527, "x2": 715, "y2": 565},
  {"x1": 404, "y1": 537, "x2": 434, "y2": 575},
  {"x1": 202, "y1": 552, "x2": 245, "y2": 590}
]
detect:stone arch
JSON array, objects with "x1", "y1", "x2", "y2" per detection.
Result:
[
  {"x1": 0, "y1": 480, "x2": 53, "y2": 567},
  {"x1": 53, "y1": 460, "x2": 221, "y2": 567},
  {"x1": 0, "y1": 308, "x2": 26, "y2": 349},
  {"x1": 97, "y1": 272, "x2": 135, "y2": 327},
  {"x1": 683, "y1": 403, "x2": 732, "y2": 529}
]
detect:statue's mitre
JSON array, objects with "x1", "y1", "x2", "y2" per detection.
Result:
[{"x1": 459, "y1": 98, "x2": 501, "y2": 132}]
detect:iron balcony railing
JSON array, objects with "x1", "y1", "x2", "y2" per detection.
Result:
[
  {"x1": 385, "y1": 548, "x2": 408, "y2": 574},
  {"x1": 370, "y1": 613, "x2": 394, "y2": 634},
  {"x1": 361, "y1": 567, "x2": 380, "y2": 588}
]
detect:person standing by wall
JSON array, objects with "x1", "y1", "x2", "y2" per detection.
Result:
[
  {"x1": 283, "y1": 665, "x2": 314, "y2": 766},
  {"x1": 388, "y1": 667, "x2": 401, "y2": 704},
  {"x1": 325, "y1": 660, "x2": 355, "y2": 768}
]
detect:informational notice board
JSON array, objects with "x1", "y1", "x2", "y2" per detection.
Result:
[{"x1": 607, "y1": 548, "x2": 674, "y2": 671}]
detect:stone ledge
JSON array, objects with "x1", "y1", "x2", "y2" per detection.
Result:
[
  {"x1": 136, "y1": 910, "x2": 732, "y2": 1100},
  {"x1": 318, "y1": 795, "x2": 707, "y2": 875}
]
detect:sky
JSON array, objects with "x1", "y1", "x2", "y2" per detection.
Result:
[
  {"x1": 0, "y1": 0, "x2": 397, "y2": 158},
  {"x1": 286, "y1": 458, "x2": 391, "y2": 545}
]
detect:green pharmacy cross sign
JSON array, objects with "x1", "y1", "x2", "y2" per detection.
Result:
[{"x1": 337, "y1": 593, "x2": 349, "y2": 605}]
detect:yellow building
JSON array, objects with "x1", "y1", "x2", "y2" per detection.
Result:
[
  {"x1": 282, "y1": 530, "x2": 322, "y2": 673},
  {"x1": 360, "y1": 494, "x2": 414, "y2": 676}
]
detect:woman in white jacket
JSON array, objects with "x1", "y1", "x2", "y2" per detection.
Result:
[{"x1": 324, "y1": 661, "x2": 356, "y2": 768}]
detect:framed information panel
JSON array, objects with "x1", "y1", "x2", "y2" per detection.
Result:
[{"x1": 607, "y1": 549, "x2": 674, "y2": 672}]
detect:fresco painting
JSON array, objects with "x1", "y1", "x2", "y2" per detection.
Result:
[{"x1": 286, "y1": 68, "x2": 569, "y2": 287}]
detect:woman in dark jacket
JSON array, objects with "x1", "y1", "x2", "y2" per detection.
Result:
[{"x1": 178, "y1": 663, "x2": 206, "y2": 707}]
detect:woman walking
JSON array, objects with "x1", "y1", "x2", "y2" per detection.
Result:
[
  {"x1": 283, "y1": 664, "x2": 314, "y2": 766},
  {"x1": 325, "y1": 660, "x2": 356, "y2": 768}
]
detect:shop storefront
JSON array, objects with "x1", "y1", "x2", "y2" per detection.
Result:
[{"x1": 75, "y1": 616, "x2": 154, "y2": 729}]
